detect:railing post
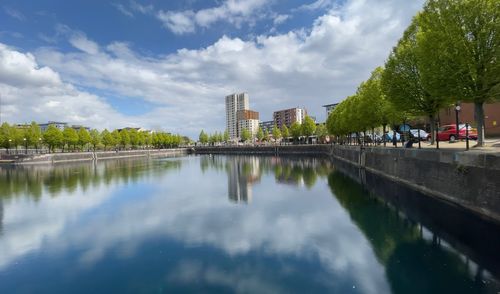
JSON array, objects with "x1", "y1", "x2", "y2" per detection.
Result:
[
  {"x1": 436, "y1": 122, "x2": 440, "y2": 149},
  {"x1": 466, "y1": 123, "x2": 470, "y2": 151},
  {"x1": 418, "y1": 129, "x2": 421, "y2": 149}
]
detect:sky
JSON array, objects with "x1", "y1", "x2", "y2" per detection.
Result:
[{"x1": 0, "y1": 0, "x2": 425, "y2": 138}]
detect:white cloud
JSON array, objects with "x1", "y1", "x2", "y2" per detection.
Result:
[
  {"x1": 0, "y1": 43, "x2": 129, "y2": 129},
  {"x1": 3, "y1": 6, "x2": 25, "y2": 21},
  {"x1": 157, "y1": 10, "x2": 196, "y2": 35},
  {"x1": 112, "y1": 3, "x2": 134, "y2": 18},
  {"x1": 68, "y1": 32, "x2": 99, "y2": 54},
  {"x1": 273, "y1": 14, "x2": 290, "y2": 25},
  {"x1": 157, "y1": 0, "x2": 270, "y2": 35}
]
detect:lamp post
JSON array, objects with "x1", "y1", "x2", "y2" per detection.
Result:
[
  {"x1": 23, "y1": 138, "x2": 27, "y2": 154},
  {"x1": 8, "y1": 139, "x2": 12, "y2": 154},
  {"x1": 38, "y1": 137, "x2": 42, "y2": 153},
  {"x1": 455, "y1": 102, "x2": 461, "y2": 141}
]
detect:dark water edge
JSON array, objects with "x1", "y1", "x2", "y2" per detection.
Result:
[{"x1": 330, "y1": 157, "x2": 500, "y2": 290}]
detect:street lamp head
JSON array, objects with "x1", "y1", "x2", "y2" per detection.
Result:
[
  {"x1": 455, "y1": 105, "x2": 461, "y2": 111},
  {"x1": 23, "y1": 138, "x2": 26, "y2": 141}
]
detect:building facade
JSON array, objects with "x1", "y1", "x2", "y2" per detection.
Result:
[
  {"x1": 323, "y1": 103, "x2": 338, "y2": 118},
  {"x1": 259, "y1": 120, "x2": 274, "y2": 133},
  {"x1": 226, "y1": 93, "x2": 249, "y2": 140},
  {"x1": 273, "y1": 108, "x2": 307, "y2": 128},
  {"x1": 238, "y1": 119, "x2": 260, "y2": 138},
  {"x1": 39, "y1": 121, "x2": 68, "y2": 132},
  {"x1": 438, "y1": 102, "x2": 500, "y2": 136}
]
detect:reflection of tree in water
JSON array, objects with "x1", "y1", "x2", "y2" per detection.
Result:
[
  {"x1": 0, "y1": 159, "x2": 182, "y2": 201},
  {"x1": 327, "y1": 171, "x2": 499, "y2": 294}
]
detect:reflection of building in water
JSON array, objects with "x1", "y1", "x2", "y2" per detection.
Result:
[{"x1": 227, "y1": 157, "x2": 260, "y2": 204}]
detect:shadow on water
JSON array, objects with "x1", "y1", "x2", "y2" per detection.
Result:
[
  {"x1": 0, "y1": 158, "x2": 182, "y2": 201},
  {"x1": 328, "y1": 158, "x2": 500, "y2": 293}
]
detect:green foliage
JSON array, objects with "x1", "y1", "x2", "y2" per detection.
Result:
[
  {"x1": 199, "y1": 130, "x2": 209, "y2": 144},
  {"x1": 63, "y1": 127, "x2": 79, "y2": 150},
  {"x1": 315, "y1": 123, "x2": 328, "y2": 139},
  {"x1": 223, "y1": 130, "x2": 230, "y2": 143},
  {"x1": 301, "y1": 116, "x2": 316, "y2": 137},
  {"x1": 101, "y1": 129, "x2": 115, "y2": 149},
  {"x1": 416, "y1": 0, "x2": 500, "y2": 145},
  {"x1": 90, "y1": 129, "x2": 100, "y2": 150},
  {"x1": 78, "y1": 128, "x2": 91, "y2": 149},
  {"x1": 120, "y1": 129, "x2": 130, "y2": 147},
  {"x1": 240, "y1": 128, "x2": 251, "y2": 142},
  {"x1": 25, "y1": 122, "x2": 42, "y2": 147},
  {"x1": 272, "y1": 124, "x2": 282, "y2": 140},
  {"x1": 281, "y1": 124, "x2": 289, "y2": 138},
  {"x1": 256, "y1": 127, "x2": 264, "y2": 141},
  {"x1": 290, "y1": 122, "x2": 302, "y2": 140},
  {"x1": 43, "y1": 125, "x2": 63, "y2": 152}
]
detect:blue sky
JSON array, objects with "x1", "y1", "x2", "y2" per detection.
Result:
[{"x1": 0, "y1": 0, "x2": 424, "y2": 138}]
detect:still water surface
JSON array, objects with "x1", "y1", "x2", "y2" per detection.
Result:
[{"x1": 0, "y1": 155, "x2": 498, "y2": 293}]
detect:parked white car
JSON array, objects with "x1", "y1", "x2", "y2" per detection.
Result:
[{"x1": 410, "y1": 129, "x2": 429, "y2": 141}]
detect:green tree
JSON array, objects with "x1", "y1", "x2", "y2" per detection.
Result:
[
  {"x1": 78, "y1": 128, "x2": 91, "y2": 150},
  {"x1": 417, "y1": 0, "x2": 500, "y2": 145},
  {"x1": 223, "y1": 130, "x2": 230, "y2": 143},
  {"x1": 120, "y1": 129, "x2": 130, "y2": 149},
  {"x1": 199, "y1": 130, "x2": 209, "y2": 145},
  {"x1": 315, "y1": 123, "x2": 328, "y2": 142},
  {"x1": 25, "y1": 122, "x2": 42, "y2": 149},
  {"x1": 382, "y1": 22, "x2": 447, "y2": 144},
  {"x1": 43, "y1": 125, "x2": 63, "y2": 152},
  {"x1": 301, "y1": 116, "x2": 316, "y2": 143},
  {"x1": 272, "y1": 124, "x2": 282, "y2": 142},
  {"x1": 281, "y1": 124, "x2": 289, "y2": 139},
  {"x1": 112, "y1": 130, "x2": 121, "y2": 149},
  {"x1": 63, "y1": 127, "x2": 79, "y2": 151},
  {"x1": 90, "y1": 129, "x2": 100, "y2": 151},
  {"x1": 129, "y1": 129, "x2": 139, "y2": 148},
  {"x1": 263, "y1": 129, "x2": 270, "y2": 142},
  {"x1": 290, "y1": 122, "x2": 302, "y2": 143},
  {"x1": 0, "y1": 123, "x2": 14, "y2": 151},
  {"x1": 240, "y1": 128, "x2": 251, "y2": 143},
  {"x1": 101, "y1": 129, "x2": 114, "y2": 150},
  {"x1": 256, "y1": 127, "x2": 264, "y2": 142}
]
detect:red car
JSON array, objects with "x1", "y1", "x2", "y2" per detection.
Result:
[{"x1": 437, "y1": 124, "x2": 478, "y2": 141}]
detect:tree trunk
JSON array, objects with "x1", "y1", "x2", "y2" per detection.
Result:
[
  {"x1": 429, "y1": 115, "x2": 436, "y2": 145},
  {"x1": 474, "y1": 102, "x2": 485, "y2": 146}
]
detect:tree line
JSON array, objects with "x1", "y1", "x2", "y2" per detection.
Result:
[
  {"x1": 0, "y1": 122, "x2": 185, "y2": 153},
  {"x1": 199, "y1": 117, "x2": 329, "y2": 144},
  {"x1": 327, "y1": 0, "x2": 499, "y2": 146}
]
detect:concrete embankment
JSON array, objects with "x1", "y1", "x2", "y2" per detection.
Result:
[
  {"x1": 195, "y1": 145, "x2": 500, "y2": 224},
  {"x1": 1, "y1": 149, "x2": 188, "y2": 165}
]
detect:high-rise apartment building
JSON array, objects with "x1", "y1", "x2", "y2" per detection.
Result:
[
  {"x1": 273, "y1": 108, "x2": 307, "y2": 128},
  {"x1": 226, "y1": 93, "x2": 249, "y2": 140}
]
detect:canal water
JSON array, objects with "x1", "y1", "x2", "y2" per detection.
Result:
[{"x1": 0, "y1": 155, "x2": 498, "y2": 293}]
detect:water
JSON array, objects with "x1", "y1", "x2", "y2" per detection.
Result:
[{"x1": 0, "y1": 155, "x2": 498, "y2": 294}]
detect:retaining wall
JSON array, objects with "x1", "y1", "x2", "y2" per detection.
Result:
[
  {"x1": 6, "y1": 149, "x2": 188, "y2": 165},
  {"x1": 194, "y1": 145, "x2": 500, "y2": 223}
]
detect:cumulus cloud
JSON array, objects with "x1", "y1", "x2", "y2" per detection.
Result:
[
  {"x1": 157, "y1": 0, "x2": 270, "y2": 35},
  {"x1": 0, "y1": 43, "x2": 129, "y2": 129}
]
